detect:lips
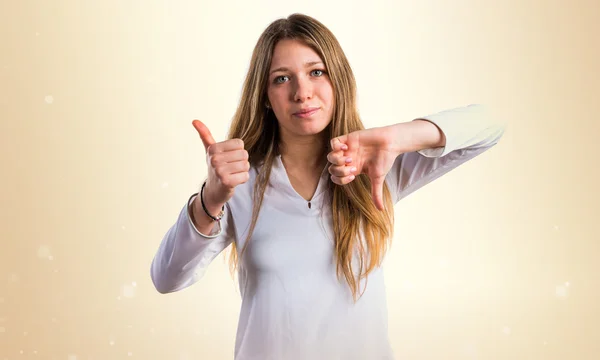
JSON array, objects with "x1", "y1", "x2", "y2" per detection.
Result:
[{"x1": 293, "y1": 107, "x2": 320, "y2": 117}]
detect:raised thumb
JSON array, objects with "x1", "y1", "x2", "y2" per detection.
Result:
[{"x1": 192, "y1": 120, "x2": 216, "y2": 152}]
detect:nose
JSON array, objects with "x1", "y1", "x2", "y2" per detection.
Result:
[{"x1": 293, "y1": 76, "x2": 313, "y2": 102}]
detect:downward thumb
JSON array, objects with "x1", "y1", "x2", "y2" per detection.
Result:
[
  {"x1": 371, "y1": 176, "x2": 385, "y2": 211},
  {"x1": 192, "y1": 120, "x2": 216, "y2": 151}
]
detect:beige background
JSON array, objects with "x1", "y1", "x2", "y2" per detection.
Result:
[{"x1": 1, "y1": 0, "x2": 599, "y2": 359}]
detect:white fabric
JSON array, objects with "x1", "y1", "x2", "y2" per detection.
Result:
[{"x1": 150, "y1": 104, "x2": 505, "y2": 360}]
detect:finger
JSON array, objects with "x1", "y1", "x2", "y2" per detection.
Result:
[
  {"x1": 215, "y1": 138, "x2": 245, "y2": 152},
  {"x1": 212, "y1": 149, "x2": 249, "y2": 164},
  {"x1": 330, "y1": 136, "x2": 348, "y2": 151},
  {"x1": 329, "y1": 164, "x2": 356, "y2": 178},
  {"x1": 346, "y1": 131, "x2": 359, "y2": 151},
  {"x1": 221, "y1": 171, "x2": 250, "y2": 188},
  {"x1": 327, "y1": 150, "x2": 349, "y2": 166},
  {"x1": 330, "y1": 174, "x2": 356, "y2": 186},
  {"x1": 218, "y1": 161, "x2": 251, "y2": 175},
  {"x1": 370, "y1": 175, "x2": 385, "y2": 211},
  {"x1": 192, "y1": 120, "x2": 216, "y2": 152}
]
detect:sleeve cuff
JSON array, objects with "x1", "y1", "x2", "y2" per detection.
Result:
[
  {"x1": 413, "y1": 104, "x2": 489, "y2": 158},
  {"x1": 186, "y1": 193, "x2": 223, "y2": 239}
]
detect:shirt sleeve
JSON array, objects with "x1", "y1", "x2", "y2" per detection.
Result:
[
  {"x1": 385, "y1": 104, "x2": 506, "y2": 204},
  {"x1": 150, "y1": 197, "x2": 235, "y2": 294}
]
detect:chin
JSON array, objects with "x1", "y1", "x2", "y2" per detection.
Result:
[{"x1": 295, "y1": 123, "x2": 330, "y2": 136}]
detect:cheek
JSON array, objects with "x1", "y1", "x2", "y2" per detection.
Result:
[
  {"x1": 322, "y1": 83, "x2": 334, "y2": 107},
  {"x1": 268, "y1": 88, "x2": 287, "y2": 108}
]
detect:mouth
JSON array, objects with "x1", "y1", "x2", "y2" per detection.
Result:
[{"x1": 293, "y1": 107, "x2": 320, "y2": 118}]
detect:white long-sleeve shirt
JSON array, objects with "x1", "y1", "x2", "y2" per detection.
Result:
[{"x1": 150, "y1": 104, "x2": 505, "y2": 360}]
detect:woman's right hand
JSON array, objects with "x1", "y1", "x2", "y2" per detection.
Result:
[{"x1": 192, "y1": 120, "x2": 250, "y2": 210}]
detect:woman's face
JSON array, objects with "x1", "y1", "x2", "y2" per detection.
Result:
[{"x1": 267, "y1": 39, "x2": 335, "y2": 139}]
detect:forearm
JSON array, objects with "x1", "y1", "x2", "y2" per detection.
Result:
[
  {"x1": 388, "y1": 119, "x2": 446, "y2": 155},
  {"x1": 151, "y1": 200, "x2": 228, "y2": 294}
]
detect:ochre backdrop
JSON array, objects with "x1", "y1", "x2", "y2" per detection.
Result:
[{"x1": 1, "y1": 1, "x2": 598, "y2": 359}]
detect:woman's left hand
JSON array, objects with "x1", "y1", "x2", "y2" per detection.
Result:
[{"x1": 327, "y1": 126, "x2": 400, "y2": 211}]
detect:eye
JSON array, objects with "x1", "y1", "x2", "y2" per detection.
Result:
[
  {"x1": 274, "y1": 75, "x2": 289, "y2": 84},
  {"x1": 311, "y1": 69, "x2": 326, "y2": 77}
]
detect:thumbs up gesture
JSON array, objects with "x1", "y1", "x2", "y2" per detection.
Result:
[
  {"x1": 327, "y1": 127, "x2": 399, "y2": 211},
  {"x1": 192, "y1": 120, "x2": 250, "y2": 208}
]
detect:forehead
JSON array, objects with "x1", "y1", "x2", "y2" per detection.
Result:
[{"x1": 269, "y1": 39, "x2": 323, "y2": 69}]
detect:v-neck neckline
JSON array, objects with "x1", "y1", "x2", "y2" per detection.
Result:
[{"x1": 273, "y1": 154, "x2": 329, "y2": 205}]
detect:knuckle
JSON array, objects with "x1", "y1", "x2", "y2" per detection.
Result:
[{"x1": 221, "y1": 178, "x2": 232, "y2": 188}]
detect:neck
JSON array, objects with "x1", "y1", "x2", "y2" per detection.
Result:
[{"x1": 278, "y1": 131, "x2": 328, "y2": 172}]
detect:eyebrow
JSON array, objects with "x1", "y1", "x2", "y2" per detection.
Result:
[{"x1": 269, "y1": 61, "x2": 324, "y2": 75}]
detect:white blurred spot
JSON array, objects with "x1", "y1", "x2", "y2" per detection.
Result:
[
  {"x1": 45, "y1": 95, "x2": 54, "y2": 104},
  {"x1": 68, "y1": 355, "x2": 77, "y2": 360},
  {"x1": 132, "y1": 281, "x2": 137, "y2": 287},
  {"x1": 51, "y1": 318, "x2": 57, "y2": 323},
  {"x1": 9, "y1": 274, "x2": 19, "y2": 282},
  {"x1": 127, "y1": 352, "x2": 132, "y2": 356},
  {"x1": 543, "y1": 341, "x2": 548, "y2": 345},
  {"x1": 20, "y1": 350, "x2": 23, "y2": 354},
  {"x1": 553, "y1": 225, "x2": 559, "y2": 231},
  {"x1": 502, "y1": 326, "x2": 511, "y2": 335},
  {"x1": 109, "y1": 340, "x2": 115, "y2": 346},
  {"x1": 37, "y1": 246, "x2": 52, "y2": 259},
  {"x1": 54, "y1": 269, "x2": 59, "y2": 273},
  {"x1": 116, "y1": 296, "x2": 121, "y2": 300},
  {"x1": 121, "y1": 225, "x2": 126, "y2": 230},
  {"x1": 23, "y1": 331, "x2": 28, "y2": 335},
  {"x1": 555, "y1": 285, "x2": 568, "y2": 298},
  {"x1": 161, "y1": 182, "x2": 169, "y2": 189},
  {"x1": 35, "y1": 32, "x2": 40, "y2": 36},
  {"x1": 565, "y1": 281, "x2": 570, "y2": 287},
  {"x1": 33, "y1": 350, "x2": 37, "y2": 354},
  {"x1": 0, "y1": 327, "x2": 5, "y2": 333},
  {"x1": 48, "y1": 255, "x2": 54, "y2": 261},
  {"x1": 122, "y1": 284, "x2": 135, "y2": 298},
  {"x1": 150, "y1": 327, "x2": 155, "y2": 333},
  {"x1": 0, "y1": 297, "x2": 4, "y2": 303}
]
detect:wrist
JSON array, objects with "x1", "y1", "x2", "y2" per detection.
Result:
[
  {"x1": 194, "y1": 183, "x2": 226, "y2": 222},
  {"x1": 388, "y1": 122, "x2": 412, "y2": 155}
]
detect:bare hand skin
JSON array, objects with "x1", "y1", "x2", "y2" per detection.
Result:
[
  {"x1": 328, "y1": 127, "x2": 398, "y2": 211},
  {"x1": 327, "y1": 120, "x2": 446, "y2": 211},
  {"x1": 191, "y1": 120, "x2": 250, "y2": 227}
]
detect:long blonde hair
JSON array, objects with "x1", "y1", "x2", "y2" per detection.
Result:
[{"x1": 225, "y1": 13, "x2": 394, "y2": 302}]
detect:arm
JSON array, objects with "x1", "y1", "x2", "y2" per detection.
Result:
[
  {"x1": 150, "y1": 194, "x2": 235, "y2": 294},
  {"x1": 385, "y1": 104, "x2": 506, "y2": 203}
]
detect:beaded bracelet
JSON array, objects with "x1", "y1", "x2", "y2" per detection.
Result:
[{"x1": 200, "y1": 181, "x2": 225, "y2": 222}]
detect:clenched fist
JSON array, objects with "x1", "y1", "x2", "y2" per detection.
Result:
[{"x1": 192, "y1": 120, "x2": 250, "y2": 211}]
